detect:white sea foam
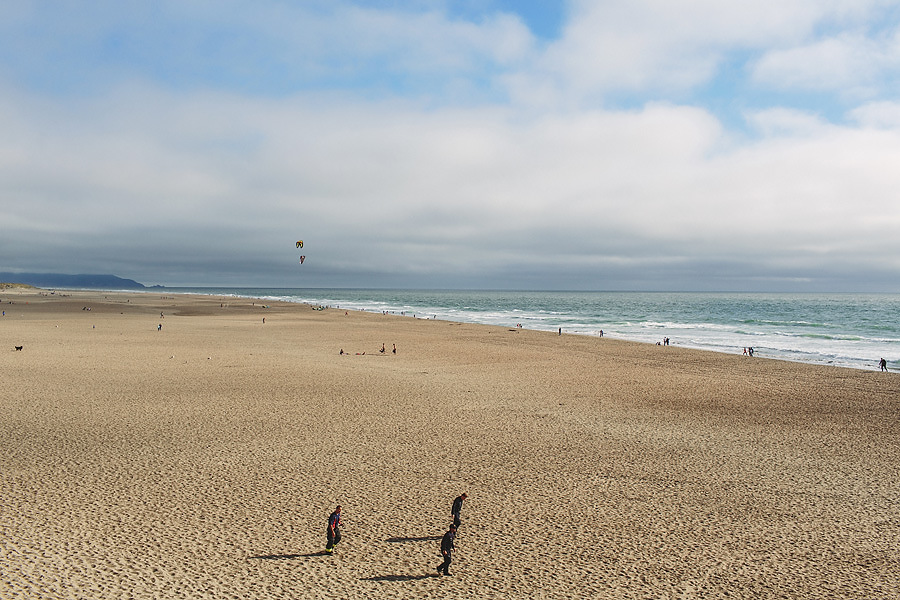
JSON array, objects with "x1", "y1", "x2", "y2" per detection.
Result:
[{"x1": 163, "y1": 288, "x2": 900, "y2": 371}]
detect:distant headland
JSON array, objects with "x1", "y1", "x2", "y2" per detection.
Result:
[{"x1": 0, "y1": 273, "x2": 152, "y2": 290}]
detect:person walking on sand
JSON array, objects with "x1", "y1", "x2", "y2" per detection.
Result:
[
  {"x1": 437, "y1": 524, "x2": 456, "y2": 576},
  {"x1": 880, "y1": 358, "x2": 888, "y2": 372},
  {"x1": 451, "y1": 493, "x2": 467, "y2": 528},
  {"x1": 325, "y1": 505, "x2": 342, "y2": 554}
]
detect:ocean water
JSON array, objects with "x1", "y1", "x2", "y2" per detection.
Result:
[{"x1": 163, "y1": 288, "x2": 900, "y2": 372}]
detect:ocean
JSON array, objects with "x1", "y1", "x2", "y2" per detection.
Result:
[{"x1": 161, "y1": 288, "x2": 900, "y2": 372}]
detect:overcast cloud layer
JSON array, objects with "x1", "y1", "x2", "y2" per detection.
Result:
[{"x1": 2, "y1": 0, "x2": 900, "y2": 290}]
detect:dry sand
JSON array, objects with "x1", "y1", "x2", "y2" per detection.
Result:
[{"x1": 1, "y1": 289, "x2": 898, "y2": 599}]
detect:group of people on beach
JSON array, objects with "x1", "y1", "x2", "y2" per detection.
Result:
[
  {"x1": 339, "y1": 342, "x2": 397, "y2": 356},
  {"x1": 323, "y1": 492, "x2": 467, "y2": 577}
]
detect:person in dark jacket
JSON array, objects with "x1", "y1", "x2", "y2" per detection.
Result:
[
  {"x1": 437, "y1": 524, "x2": 456, "y2": 575},
  {"x1": 325, "y1": 505, "x2": 342, "y2": 554},
  {"x1": 451, "y1": 493, "x2": 467, "y2": 528}
]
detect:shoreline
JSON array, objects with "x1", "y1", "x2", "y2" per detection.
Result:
[
  {"x1": 2, "y1": 289, "x2": 899, "y2": 598},
  {"x1": 5, "y1": 285, "x2": 892, "y2": 373}
]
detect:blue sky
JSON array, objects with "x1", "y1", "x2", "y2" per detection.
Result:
[{"x1": 3, "y1": 0, "x2": 900, "y2": 290}]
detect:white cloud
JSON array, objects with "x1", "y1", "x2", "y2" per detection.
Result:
[
  {"x1": 745, "y1": 107, "x2": 833, "y2": 137},
  {"x1": 0, "y1": 1, "x2": 537, "y2": 102},
  {"x1": 505, "y1": 0, "x2": 896, "y2": 105},
  {"x1": 299, "y1": 5, "x2": 535, "y2": 74},
  {"x1": 751, "y1": 29, "x2": 900, "y2": 95},
  {"x1": 3, "y1": 1, "x2": 900, "y2": 289},
  {"x1": 849, "y1": 100, "x2": 900, "y2": 128},
  {"x1": 4, "y1": 74, "x2": 900, "y2": 288}
]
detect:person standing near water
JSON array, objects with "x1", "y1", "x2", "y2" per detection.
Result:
[
  {"x1": 880, "y1": 358, "x2": 888, "y2": 372},
  {"x1": 325, "y1": 505, "x2": 342, "y2": 554}
]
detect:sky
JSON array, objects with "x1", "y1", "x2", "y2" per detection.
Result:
[{"x1": 3, "y1": 0, "x2": 900, "y2": 291}]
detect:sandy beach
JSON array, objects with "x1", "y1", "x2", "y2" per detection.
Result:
[{"x1": 1, "y1": 288, "x2": 898, "y2": 599}]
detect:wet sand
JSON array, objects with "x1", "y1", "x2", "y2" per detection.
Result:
[{"x1": 1, "y1": 289, "x2": 898, "y2": 599}]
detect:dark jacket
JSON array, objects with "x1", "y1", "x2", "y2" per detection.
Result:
[
  {"x1": 451, "y1": 496, "x2": 464, "y2": 516},
  {"x1": 441, "y1": 529, "x2": 455, "y2": 555}
]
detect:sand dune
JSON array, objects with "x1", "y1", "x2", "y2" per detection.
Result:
[{"x1": 2, "y1": 290, "x2": 898, "y2": 599}]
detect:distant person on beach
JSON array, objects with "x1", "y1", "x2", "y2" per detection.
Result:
[
  {"x1": 558, "y1": 328, "x2": 562, "y2": 336},
  {"x1": 880, "y1": 358, "x2": 888, "y2": 372},
  {"x1": 392, "y1": 344, "x2": 397, "y2": 354},
  {"x1": 380, "y1": 343, "x2": 386, "y2": 354},
  {"x1": 451, "y1": 493, "x2": 467, "y2": 528},
  {"x1": 437, "y1": 524, "x2": 456, "y2": 576},
  {"x1": 326, "y1": 505, "x2": 342, "y2": 554}
]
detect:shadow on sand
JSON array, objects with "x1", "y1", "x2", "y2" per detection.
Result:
[
  {"x1": 362, "y1": 573, "x2": 440, "y2": 582},
  {"x1": 386, "y1": 535, "x2": 442, "y2": 543},
  {"x1": 248, "y1": 551, "x2": 330, "y2": 560}
]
